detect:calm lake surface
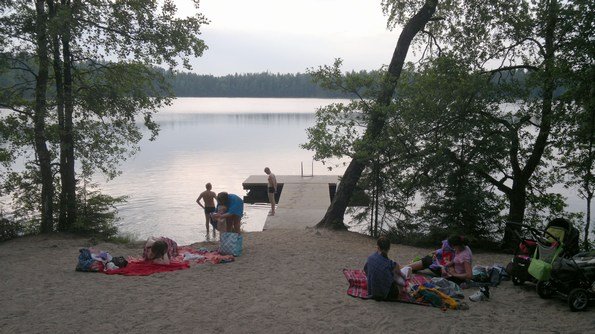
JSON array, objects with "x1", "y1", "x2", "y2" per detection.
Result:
[
  {"x1": 99, "y1": 98, "x2": 348, "y2": 245},
  {"x1": 99, "y1": 98, "x2": 586, "y2": 245}
]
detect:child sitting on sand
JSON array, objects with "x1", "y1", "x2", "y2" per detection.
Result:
[{"x1": 364, "y1": 236, "x2": 407, "y2": 301}]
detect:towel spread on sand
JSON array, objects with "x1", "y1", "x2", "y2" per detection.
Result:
[
  {"x1": 100, "y1": 247, "x2": 234, "y2": 276},
  {"x1": 105, "y1": 260, "x2": 190, "y2": 276},
  {"x1": 343, "y1": 269, "x2": 432, "y2": 304},
  {"x1": 177, "y1": 246, "x2": 235, "y2": 264}
]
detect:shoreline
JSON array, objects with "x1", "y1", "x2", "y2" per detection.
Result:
[{"x1": 1, "y1": 228, "x2": 592, "y2": 333}]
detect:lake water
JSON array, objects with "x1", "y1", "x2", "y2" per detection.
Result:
[
  {"x1": 97, "y1": 98, "x2": 587, "y2": 245},
  {"x1": 99, "y1": 98, "x2": 349, "y2": 245}
]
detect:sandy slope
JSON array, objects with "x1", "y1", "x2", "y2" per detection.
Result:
[{"x1": 0, "y1": 228, "x2": 593, "y2": 334}]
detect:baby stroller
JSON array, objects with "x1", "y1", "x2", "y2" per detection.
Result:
[
  {"x1": 536, "y1": 251, "x2": 595, "y2": 311},
  {"x1": 506, "y1": 225, "x2": 538, "y2": 285},
  {"x1": 506, "y1": 219, "x2": 579, "y2": 286}
]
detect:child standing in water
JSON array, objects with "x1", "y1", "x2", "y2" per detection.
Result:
[{"x1": 364, "y1": 236, "x2": 407, "y2": 300}]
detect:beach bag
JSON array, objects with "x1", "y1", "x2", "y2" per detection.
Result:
[
  {"x1": 528, "y1": 258, "x2": 552, "y2": 281},
  {"x1": 488, "y1": 265, "x2": 505, "y2": 286},
  {"x1": 472, "y1": 266, "x2": 489, "y2": 282},
  {"x1": 111, "y1": 256, "x2": 128, "y2": 268},
  {"x1": 75, "y1": 248, "x2": 104, "y2": 272},
  {"x1": 219, "y1": 232, "x2": 243, "y2": 256}
]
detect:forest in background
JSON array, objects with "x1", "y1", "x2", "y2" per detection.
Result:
[{"x1": 166, "y1": 71, "x2": 354, "y2": 98}]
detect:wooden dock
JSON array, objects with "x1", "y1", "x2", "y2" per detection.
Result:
[{"x1": 242, "y1": 175, "x2": 340, "y2": 230}]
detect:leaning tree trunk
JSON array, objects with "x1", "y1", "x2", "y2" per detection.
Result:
[
  {"x1": 316, "y1": 0, "x2": 439, "y2": 229},
  {"x1": 33, "y1": 0, "x2": 54, "y2": 233}
]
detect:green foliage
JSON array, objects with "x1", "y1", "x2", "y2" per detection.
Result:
[
  {"x1": 0, "y1": 215, "x2": 22, "y2": 242},
  {"x1": 308, "y1": 0, "x2": 593, "y2": 244},
  {"x1": 71, "y1": 184, "x2": 127, "y2": 240},
  {"x1": 0, "y1": 0, "x2": 208, "y2": 236}
]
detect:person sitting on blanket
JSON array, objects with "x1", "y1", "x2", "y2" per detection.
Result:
[
  {"x1": 405, "y1": 235, "x2": 473, "y2": 285},
  {"x1": 364, "y1": 236, "x2": 407, "y2": 301},
  {"x1": 143, "y1": 237, "x2": 179, "y2": 265}
]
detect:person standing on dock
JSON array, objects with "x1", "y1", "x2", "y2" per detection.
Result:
[
  {"x1": 196, "y1": 183, "x2": 218, "y2": 238},
  {"x1": 264, "y1": 167, "x2": 277, "y2": 216}
]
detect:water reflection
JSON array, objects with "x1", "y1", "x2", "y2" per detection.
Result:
[
  {"x1": 100, "y1": 98, "x2": 347, "y2": 245},
  {"x1": 155, "y1": 112, "x2": 316, "y2": 127}
]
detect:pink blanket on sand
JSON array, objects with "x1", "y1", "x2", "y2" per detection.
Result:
[{"x1": 342, "y1": 268, "x2": 432, "y2": 304}]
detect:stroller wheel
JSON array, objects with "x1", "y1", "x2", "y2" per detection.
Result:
[
  {"x1": 512, "y1": 276, "x2": 524, "y2": 286},
  {"x1": 568, "y1": 288, "x2": 589, "y2": 312},
  {"x1": 536, "y1": 280, "x2": 555, "y2": 299}
]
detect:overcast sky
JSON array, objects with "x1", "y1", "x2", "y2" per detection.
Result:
[{"x1": 176, "y1": 0, "x2": 401, "y2": 76}]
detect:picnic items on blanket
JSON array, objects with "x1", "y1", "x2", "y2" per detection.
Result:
[
  {"x1": 177, "y1": 246, "x2": 234, "y2": 264},
  {"x1": 219, "y1": 232, "x2": 243, "y2": 257},
  {"x1": 75, "y1": 248, "x2": 130, "y2": 272},
  {"x1": 76, "y1": 242, "x2": 235, "y2": 276},
  {"x1": 102, "y1": 247, "x2": 235, "y2": 276},
  {"x1": 411, "y1": 285, "x2": 466, "y2": 310},
  {"x1": 342, "y1": 269, "x2": 469, "y2": 310},
  {"x1": 183, "y1": 253, "x2": 205, "y2": 261},
  {"x1": 111, "y1": 256, "x2": 128, "y2": 268},
  {"x1": 76, "y1": 248, "x2": 105, "y2": 272},
  {"x1": 431, "y1": 277, "x2": 464, "y2": 298}
]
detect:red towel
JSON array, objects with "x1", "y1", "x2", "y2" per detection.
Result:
[{"x1": 105, "y1": 260, "x2": 189, "y2": 276}]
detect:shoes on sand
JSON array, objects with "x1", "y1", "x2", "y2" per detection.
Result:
[{"x1": 469, "y1": 287, "x2": 490, "y2": 302}]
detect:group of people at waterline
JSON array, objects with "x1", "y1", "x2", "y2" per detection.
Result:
[
  {"x1": 163, "y1": 167, "x2": 490, "y2": 303},
  {"x1": 195, "y1": 167, "x2": 277, "y2": 239}
]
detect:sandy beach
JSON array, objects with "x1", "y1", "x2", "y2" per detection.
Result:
[{"x1": 1, "y1": 228, "x2": 593, "y2": 334}]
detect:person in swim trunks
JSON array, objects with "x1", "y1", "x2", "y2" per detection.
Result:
[
  {"x1": 196, "y1": 183, "x2": 218, "y2": 238},
  {"x1": 264, "y1": 167, "x2": 277, "y2": 216}
]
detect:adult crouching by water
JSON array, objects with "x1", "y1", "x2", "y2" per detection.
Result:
[{"x1": 211, "y1": 192, "x2": 244, "y2": 234}]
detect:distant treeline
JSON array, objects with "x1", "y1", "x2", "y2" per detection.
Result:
[
  {"x1": 161, "y1": 69, "x2": 564, "y2": 99},
  {"x1": 0, "y1": 61, "x2": 558, "y2": 100},
  {"x1": 166, "y1": 71, "x2": 354, "y2": 98}
]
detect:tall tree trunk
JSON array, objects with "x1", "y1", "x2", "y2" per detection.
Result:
[
  {"x1": 500, "y1": 0, "x2": 558, "y2": 248},
  {"x1": 58, "y1": 0, "x2": 77, "y2": 231},
  {"x1": 33, "y1": 0, "x2": 54, "y2": 233},
  {"x1": 47, "y1": 0, "x2": 68, "y2": 230},
  {"x1": 586, "y1": 196, "x2": 592, "y2": 250},
  {"x1": 317, "y1": 0, "x2": 438, "y2": 229},
  {"x1": 583, "y1": 81, "x2": 594, "y2": 249}
]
